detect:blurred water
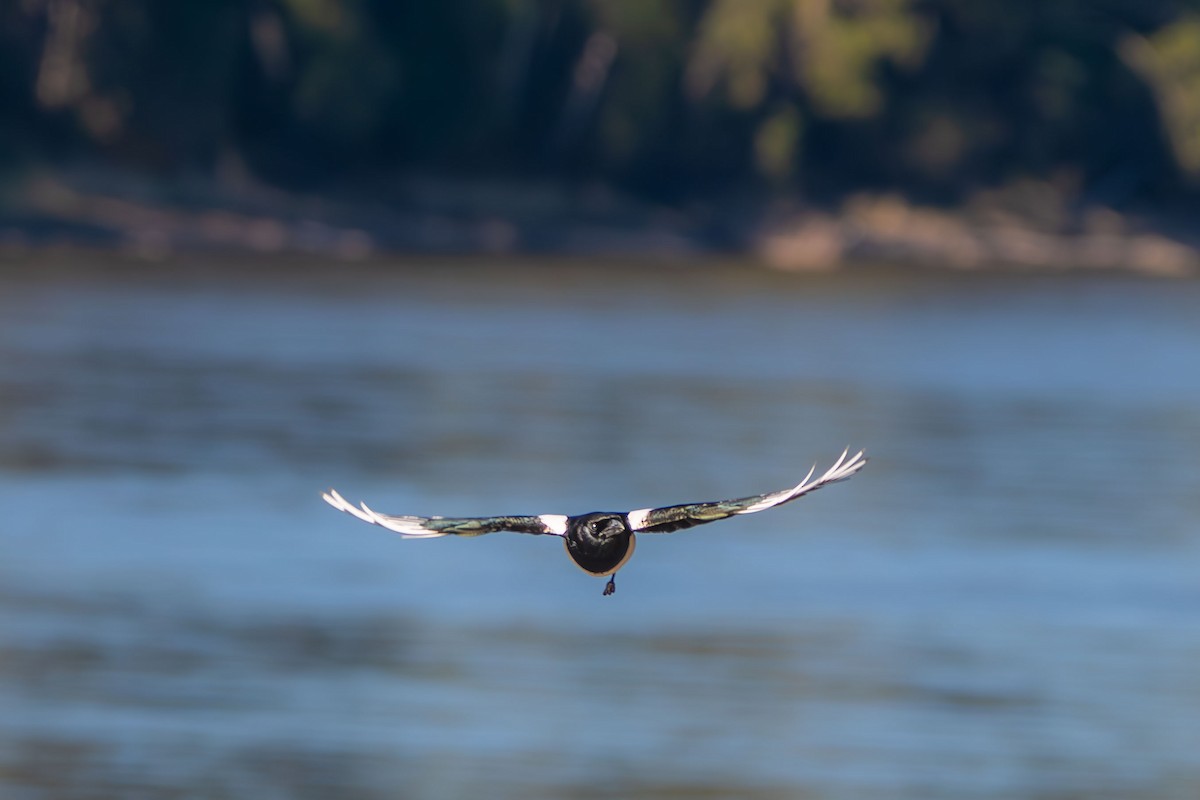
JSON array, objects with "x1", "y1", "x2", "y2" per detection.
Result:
[{"x1": 1, "y1": 259, "x2": 1198, "y2": 799}]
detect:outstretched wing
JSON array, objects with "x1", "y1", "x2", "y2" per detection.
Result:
[
  {"x1": 321, "y1": 489, "x2": 567, "y2": 538},
  {"x1": 625, "y1": 449, "x2": 867, "y2": 534}
]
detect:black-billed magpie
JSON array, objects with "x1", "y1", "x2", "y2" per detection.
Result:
[{"x1": 322, "y1": 448, "x2": 867, "y2": 596}]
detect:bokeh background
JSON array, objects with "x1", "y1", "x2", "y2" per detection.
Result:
[
  {"x1": 2, "y1": 3, "x2": 1199, "y2": 799},
  {"x1": 5, "y1": 0, "x2": 1200, "y2": 267}
]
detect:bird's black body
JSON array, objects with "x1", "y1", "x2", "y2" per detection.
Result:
[
  {"x1": 322, "y1": 449, "x2": 867, "y2": 596},
  {"x1": 562, "y1": 513, "x2": 637, "y2": 594}
]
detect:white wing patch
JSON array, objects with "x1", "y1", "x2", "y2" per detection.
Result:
[
  {"x1": 738, "y1": 448, "x2": 867, "y2": 515},
  {"x1": 626, "y1": 507, "x2": 653, "y2": 530},
  {"x1": 537, "y1": 514, "x2": 569, "y2": 535}
]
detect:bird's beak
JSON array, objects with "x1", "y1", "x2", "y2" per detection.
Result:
[{"x1": 600, "y1": 524, "x2": 624, "y2": 540}]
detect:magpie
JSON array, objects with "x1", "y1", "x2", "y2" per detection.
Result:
[{"x1": 322, "y1": 448, "x2": 867, "y2": 596}]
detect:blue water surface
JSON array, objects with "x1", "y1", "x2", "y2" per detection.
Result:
[{"x1": 1, "y1": 260, "x2": 1198, "y2": 799}]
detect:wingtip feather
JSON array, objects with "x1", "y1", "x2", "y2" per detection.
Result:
[
  {"x1": 322, "y1": 489, "x2": 443, "y2": 537},
  {"x1": 737, "y1": 447, "x2": 868, "y2": 515}
]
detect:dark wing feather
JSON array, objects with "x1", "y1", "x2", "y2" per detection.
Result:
[
  {"x1": 321, "y1": 490, "x2": 565, "y2": 538},
  {"x1": 626, "y1": 449, "x2": 867, "y2": 534}
]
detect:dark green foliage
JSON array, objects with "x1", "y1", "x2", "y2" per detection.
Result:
[{"x1": 2, "y1": 0, "x2": 1196, "y2": 204}]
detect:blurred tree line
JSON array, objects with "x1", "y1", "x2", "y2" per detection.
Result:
[{"x1": 4, "y1": 0, "x2": 1200, "y2": 208}]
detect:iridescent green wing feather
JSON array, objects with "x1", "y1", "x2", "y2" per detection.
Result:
[
  {"x1": 626, "y1": 449, "x2": 867, "y2": 534},
  {"x1": 322, "y1": 490, "x2": 567, "y2": 538}
]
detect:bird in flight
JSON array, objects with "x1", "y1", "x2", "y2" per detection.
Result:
[{"x1": 322, "y1": 448, "x2": 867, "y2": 596}]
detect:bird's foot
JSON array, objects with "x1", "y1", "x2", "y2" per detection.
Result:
[{"x1": 603, "y1": 576, "x2": 616, "y2": 596}]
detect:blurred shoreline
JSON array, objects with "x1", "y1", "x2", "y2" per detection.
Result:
[{"x1": 2, "y1": 165, "x2": 1196, "y2": 277}]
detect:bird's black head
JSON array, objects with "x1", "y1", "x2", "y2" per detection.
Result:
[
  {"x1": 563, "y1": 512, "x2": 636, "y2": 576},
  {"x1": 581, "y1": 513, "x2": 626, "y2": 541}
]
